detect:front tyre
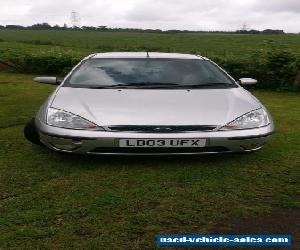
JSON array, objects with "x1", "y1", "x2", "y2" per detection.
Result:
[{"x1": 24, "y1": 118, "x2": 42, "y2": 145}]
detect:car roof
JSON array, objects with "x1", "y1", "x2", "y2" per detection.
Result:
[{"x1": 91, "y1": 52, "x2": 204, "y2": 60}]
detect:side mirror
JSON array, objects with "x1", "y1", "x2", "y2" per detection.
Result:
[
  {"x1": 33, "y1": 77, "x2": 61, "y2": 85},
  {"x1": 238, "y1": 78, "x2": 257, "y2": 86}
]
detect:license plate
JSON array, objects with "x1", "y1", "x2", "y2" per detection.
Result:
[{"x1": 119, "y1": 139, "x2": 206, "y2": 147}]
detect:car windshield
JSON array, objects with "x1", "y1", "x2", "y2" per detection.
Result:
[{"x1": 64, "y1": 58, "x2": 236, "y2": 89}]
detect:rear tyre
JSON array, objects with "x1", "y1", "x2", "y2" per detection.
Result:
[{"x1": 24, "y1": 118, "x2": 42, "y2": 145}]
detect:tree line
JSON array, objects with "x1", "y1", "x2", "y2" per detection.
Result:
[{"x1": 0, "y1": 23, "x2": 286, "y2": 34}]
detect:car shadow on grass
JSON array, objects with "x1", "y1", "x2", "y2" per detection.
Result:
[{"x1": 35, "y1": 145, "x2": 254, "y2": 170}]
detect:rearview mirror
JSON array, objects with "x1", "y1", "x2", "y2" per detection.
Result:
[
  {"x1": 33, "y1": 77, "x2": 61, "y2": 85},
  {"x1": 238, "y1": 78, "x2": 257, "y2": 86}
]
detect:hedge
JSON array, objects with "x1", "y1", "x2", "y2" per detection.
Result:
[
  {"x1": 211, "y1": 49, "x2": 300, "y2": 91},
  {"x1": 0, "y1": 47, "x2": 299, "y2": 91}
]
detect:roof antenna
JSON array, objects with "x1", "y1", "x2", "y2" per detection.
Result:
[{"x1": 146, "y1": 51, "x2": 150, "y2": 58}]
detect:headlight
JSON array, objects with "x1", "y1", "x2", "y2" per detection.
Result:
[
  {"x1": 220, "y1": 108, "x2": 270, "y2": 130},
  {"x1": 47, "y1": 108, "x2": 103, "y2": 130}
]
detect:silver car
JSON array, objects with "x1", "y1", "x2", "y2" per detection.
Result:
[{"x1": 24, "y1": 52, "x2": 274, "y2": 155}]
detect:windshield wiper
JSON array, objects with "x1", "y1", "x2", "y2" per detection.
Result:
[
  {"x1": 87, "y1": 82, "x2": 182, "y2": 89},
  {"x1": 180, "y1": 83, "x2": 233, "y2": 89},
  {"x1": 86, "y1": 82, "x2": 233, "y2": 89}
]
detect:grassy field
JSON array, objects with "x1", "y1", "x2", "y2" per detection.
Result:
[
  {"x1": 1, "y1": 30, "x2": 300, "y2": 59},
  {"x1": 0, "y1": 72, "x2": 299, "y2": 249}
]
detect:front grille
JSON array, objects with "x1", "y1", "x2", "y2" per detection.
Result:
[
  {"x1": 107, "y1": 125, "x2": 216, "y2": 133},
  {"x1": 90, "y1": 147, "x2": 229, "y2": 154}
]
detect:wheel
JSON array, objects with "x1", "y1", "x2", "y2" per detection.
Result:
[{"x1": 24, "y1": 118, "x2": 42, "y2": 145}]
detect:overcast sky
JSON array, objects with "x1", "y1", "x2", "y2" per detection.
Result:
[{"x1": 0, "y1": 0, "x2": 299, "y2": 32}]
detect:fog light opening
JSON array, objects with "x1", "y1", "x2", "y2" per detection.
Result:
[
  {"x1": 50, "y1": 143, "x2": 79, "y2": 151},
  {"x1": 240, "y1": 142, "x2": 265, "y2": 151},
  {"x1": 72, "y1": 139, "x2": 83, "y2": 145}
]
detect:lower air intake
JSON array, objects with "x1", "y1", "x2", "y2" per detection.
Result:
[{"x1": 89, "y1": 147, "x2": 229, "y2": 154}]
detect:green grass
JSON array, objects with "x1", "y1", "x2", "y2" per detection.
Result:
[
  {"x1": 0, "y1": 72, "x2": 299, "y2": 249},
  {"x1": 1, "y1": 30, "x2": 300, "y2": 59}
]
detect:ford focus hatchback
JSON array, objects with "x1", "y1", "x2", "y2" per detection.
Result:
[{"x1": 24, "y1": 52, "x2": 274, "y2": 155}]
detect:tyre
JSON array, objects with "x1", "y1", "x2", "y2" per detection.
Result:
[{"x1": 24, "y1": 118, "x2": 42, "y2": 145}]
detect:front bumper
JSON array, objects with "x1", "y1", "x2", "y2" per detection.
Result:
[{"x1": 36, "y1": 119, "x2": 274, "y2": 155}]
